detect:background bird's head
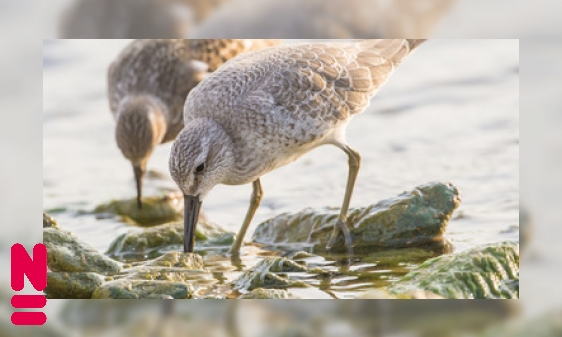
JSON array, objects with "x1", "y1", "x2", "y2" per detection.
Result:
[{"x1": 115, "y1": 96, "x2": 167, "y2": 208}]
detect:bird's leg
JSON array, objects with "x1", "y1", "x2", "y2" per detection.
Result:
[
  {"x1": 229, "y1": 179, "x2": 263, "y2": 256},
  {"x1": 326, "y1": 144, "x2": 361, "y2": 254}
]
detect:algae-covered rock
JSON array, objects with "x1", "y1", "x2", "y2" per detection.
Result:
[
  {"x1": 239, "y1": 288, "x2": 292, "y2": 299},
  {"x1": 125, "y1": 267, "x2": 214, "y2": 284},
  {"x1": 365, "y1": 241, "x2": 453, "y2": 266},
  {"x1": 43, "y1": 213, "x2": 58, "y2": 228},
  {"x1": 92, "y1": 279, "x2": 194, "y2": 299},
  {"x1": 123, "y1": 252, "x2": 213, "y2": 284},
  {"x1": 252, "y1": 182, "x2": 460, "y2": 254},
  {"x1": 106, "y1": 222, "x2": 234, "y2": 259},
  {"x1": 93, "y1": 193, "x2": 184, "y2": 227},
  {"x1": 233, "y1": 257, "x2": 312, "y2": 291},
  {"x1": 43, "y1": 228, "x2": 123, "y2": 273},
  {"x1": 144, "y1": 252, "x2": 205, "y2": 269},
  {"x1": 387, "y1": 241, "x2": 519, "y2": 299},
  {"x1": 46, "y1": 272, "x2": 105, "y2": 299}
]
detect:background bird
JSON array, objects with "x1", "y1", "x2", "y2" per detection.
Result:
[
  {"x1": 108, "y1": 39, "x2": 281, "y2": 209},
  {"x1": 60, "y1": 0, "x2": 231, "y2": 39},
  {"x1": 169, "y1": 39, "x2": 426, "y2": 254}
]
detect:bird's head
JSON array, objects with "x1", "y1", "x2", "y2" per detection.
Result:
[
  {"x1": 115, "y1": 96, "x2": 167, "y2": 209},
  {"x1": 169, "y1": 118, "x2": 234, "y2": 252}
]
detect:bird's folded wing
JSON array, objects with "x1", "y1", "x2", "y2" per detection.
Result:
[{"x1": 233, "y1": 39, "x2": 425, "y2": 121}]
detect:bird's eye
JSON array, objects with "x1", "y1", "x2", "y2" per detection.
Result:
[{"x1": 195, "y1": 163, "x2": 205, "y2": 174}]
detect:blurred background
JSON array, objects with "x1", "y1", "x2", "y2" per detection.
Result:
[{"x1": 2, "y1": 0, "x2": 561, "y2": 336}]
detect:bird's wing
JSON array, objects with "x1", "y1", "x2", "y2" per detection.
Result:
[{"x1": 236, "y1": 39, "x2": 426, "y2": 122}]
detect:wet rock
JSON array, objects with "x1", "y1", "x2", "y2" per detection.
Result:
[
  {"x1": 364, "y1": 241, "x2": 453, "y2": 266},
  {"x1": 46, "y1": 272, "x2": 105, "y2": 299},
  {"x1": 387, "y1": 241, "x2": 519, "y2": 299},
  {"x1": 233, "y1": 257, "x2": 312, "y2": 291},
  {"x1": 144, "y1": 252, "x2": 205, "y2": 269},
  {"x1": 125, "y1": 267, "x2": 214, "y2": 284},
  {"x1": 124, "y1": 252, "x2": 214, "y2": 284},
  {"x1": 92, "y1": 279, "x2": 194, "y2": 299},
  {"x1": 106, "y1": 221, "x2": 234, "y2": 259},
  {"x1": 93, "y1": 193, "x2": 184, "y2": 227},
  {"x1": 252, "y1": 182, "x2": 461, "y2": 254},
  {"x1": 239, "y1": 288, "x2": 292, "y2": 299},
  {"x1": 43, "y1": 213, "x2": 58, "y2": 228},
  {"x1": 43, "y1": 228, "x2": 123, "y2": 273},
  {"x1": 287, "y1": 251, "x2": 319, "y2": 261}
]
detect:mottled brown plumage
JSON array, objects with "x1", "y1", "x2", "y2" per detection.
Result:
[
  {"x1": 169, "y1": 39, "x2": 426, "y2": 254},
  {"x1": 109, "y1": 39, "x2": 281, "y2": 208}
]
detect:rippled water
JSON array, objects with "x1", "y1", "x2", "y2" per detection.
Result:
[{"x1": 43, "y1": 39, "x2": 519, "y2": 298}]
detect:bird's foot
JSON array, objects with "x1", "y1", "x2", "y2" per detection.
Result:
[{"x1": 326, "y1": 219, "x2": 354, "y2": 256}]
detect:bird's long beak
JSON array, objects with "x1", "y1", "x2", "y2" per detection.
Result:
[
  {"x1": 133, "y1": 166, "x2": 144, "y2": 209},
  {"x1": 184, "y1": 195, "x2": 202, "y2": 253}
]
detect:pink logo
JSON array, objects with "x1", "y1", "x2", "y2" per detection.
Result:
[{"x1": 11, "y1": 243, "x2": 47, "y2": 325}]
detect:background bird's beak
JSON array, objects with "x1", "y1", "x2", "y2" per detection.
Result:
[
  {"x1": 184, "y1": 195, "x2": 202, "y2": 253},
  {"x1": 133, "y1": 166, "x2": 144, "y2": 209}
]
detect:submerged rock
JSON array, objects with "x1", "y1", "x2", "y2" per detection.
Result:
[
  {"x1": 93, "y1": 193, "x2": 184, "y2": 227},
  {"x1": 144, "y1": 252, "x2": 205, "y2": 269},
  {"x1": 387, "y1": 241, "x2": 519, "y2": 299},
  {"x1": 46, "y1": 272, "x2": 105, "y2": 299},
  {"x1": 252, "y1": 182, "x2": 461, "y2": 254},
  {"x1": 124, "y1": 252, "x2": 213, "y2": 284},
  {"x1": 43, "y1": 228, "x2": 123, "y2": 273},
  {"x1": 233, "y1": 257, "x2": 312, "y2": 292},
  {"x1": 92, "y1": 279, "x2": 194, "y2": 299},
  {"x1": 43, "y1": 213, "x2": 58, "y2": 228},
  {"x1": 106, "y1": 221, "x2": 234, "y2": 259},
  {"x1": 365, "y1": 241, "x2": 453, "y2": 266}
]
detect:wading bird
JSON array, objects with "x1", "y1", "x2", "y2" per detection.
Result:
[
  {"x1": 169, "y1": 39, "x2": 426, "y2": 254},
  {"x1": 108, "y1": 39, "x2": 280, "y2": 208}
]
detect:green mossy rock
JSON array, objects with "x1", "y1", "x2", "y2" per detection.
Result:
[
  {"x1": 91, "y1": 279, "x2": 194, "y2": 299},
  {"x1": 233, "y1": 257, "x2": 312, "y2": 291},
  {"x1": 365, "y1": 241, "x2": 453, "y2": 266},
  {"x1": 387, "y1": 241, "x2": 519, "y2": 299},
  {"x1": 43, "y1": 228, "x2": 123, "y2": 273},
  {"x1": 106, "y1": 222, "x2": 234, "y2": 259},
  {"x1": 143, "y1": 252, "x2": 205, "y2": 269},
  {"x1": 43, "y1": 213, "x2": 58, "y2": 228},
  {"x1": 123, "y1": 252, "x2": 213, "y2": 284},
  {"x1": 252, "y1": 182, "x2": 460, "y2": 254},
  {"x1": 93, "y1": 193, "x2": 183, "y2": 227},
  {"x1": 46, "y1": 272, "x2": 105, "y2": 299}
]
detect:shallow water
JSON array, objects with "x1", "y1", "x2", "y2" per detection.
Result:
[{"x1": 43, "y1": 39, "x2": 519, "y2": 298}]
